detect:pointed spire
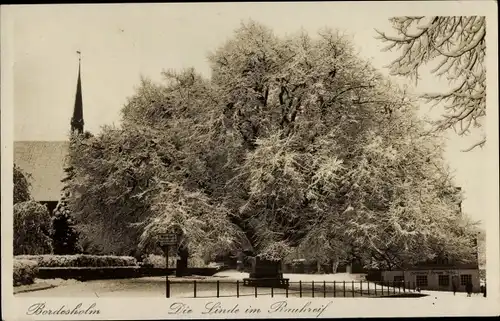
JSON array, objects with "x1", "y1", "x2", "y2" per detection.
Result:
[{"x1": 71, "y1": 51, "x2": 84, "y2": 135}]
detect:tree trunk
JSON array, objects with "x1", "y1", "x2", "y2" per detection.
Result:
[
  {"x1": 346, "y1": 263, "x2": 352, "y2": 274},
  {"x1": 331, "y1": 258, "x2": 339, "y2": 274},
  {"x1": 176, "y1": 245, "x2": 189, "y2": 277}
]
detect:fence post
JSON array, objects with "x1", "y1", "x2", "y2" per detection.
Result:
[
  {"x1": 312, "y1": 281, "x2": 315, "y2": 298},
  {"x1": 194, "y1": 280, "x2": 197, "y2": 298},
  {"x1": 286, "y1": 284, "x2": 289, "y2": 298},
  {"x1": 217, "y1": 280, "x2": 220, "y2": 298},
  {"x1": 299, "y1": 281, "x2": 302, "y2": 298},
  {"x1": 393, "y1": 281, "x2": 396, "y2": 295},
  {"x1": 323, "y1": 281, "x2": 326, "y2": 298},
  {"x1": 236, "y1": 280, "x2": 239, "y2": 298},
  {"x1": 343, "y1": 281, "x2": 346, "y2": 297},
  {"x1": 374, "y1": 282, "x2": 376, "y2": 295},
  {"x1": 254, "y1": 285, "x2": 257, "y2": 298},
  {"x1": 360, "y1": 281, "x2": 362, "y2": 296},
  {"x1": 381, "y1": 282, "x2": 384, "y2": 296},
  {"x1": 166, "y1": 276, "x2": 170, "y2": 298},
  {"x1": 271, "y1": 286, "x2": 274, "y2": 298},
  {"x1": 403, "y1": 280, "x2": 406, "y2": 293},
  {"x1": 352, "y1": 281, "x2": 355, "y2": 297},
  {"x1": 333, "y1": 281, "x2": 336, "y2": 297}
]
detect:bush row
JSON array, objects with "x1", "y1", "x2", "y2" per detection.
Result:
[
  {"x1": 13, "y1": 254, "x2": 216, "y2": 286},
  {"x1": 15, "y1": 254, "x2": 138, "y2": 268},
  {"x1": 36, "y1": 267, "x2": 218, "y2": 281},
  {"x1": 13, "y1": 259, "x2": 39, "y2": 286},
  {"x1": 141, "y1": 254, "x2": 207, "y2": 268}
]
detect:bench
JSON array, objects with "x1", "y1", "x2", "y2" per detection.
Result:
[{"x1": 243, "y1": 277, "x2": 290, "y2": 288}]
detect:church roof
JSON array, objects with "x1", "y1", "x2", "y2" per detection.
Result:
[{"x1": 14, "y1": 141, "x2": 69, "y2": 202}]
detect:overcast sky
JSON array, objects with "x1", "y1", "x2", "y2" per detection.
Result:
[{"x1": 9, "y1": 3, "x2": 490, "y2": 226}]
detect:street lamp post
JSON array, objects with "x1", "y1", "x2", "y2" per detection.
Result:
[
  {"x1": 164, "y1": 245, "x2": 170, "y2": 298},
  {"x1": 158, "y1": 232, "x2": 177, "y2": 298}
]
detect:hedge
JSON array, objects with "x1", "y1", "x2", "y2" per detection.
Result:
[
  {"x1": 15, "y1": 255, "x2": 138, "y2": 268},
  {"x1": 37, "y1": 266, "x2": 146, "y2": 281},
  {"x1": 13, "y1": 259, "x2": 39, "y2": 286},
  {"x1": 36, "y1": 267, "x2": 218, "y2": 281},
  {"x1": 13, "y1": 255, "x2": 218, "y2": 283}
]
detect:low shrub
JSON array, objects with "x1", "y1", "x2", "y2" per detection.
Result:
[
  {"x1": 15, "y1": 254, "x2": 138, "y2": 268},
  {"x1": 189, "y1": 256, "x2": 208, "y2": 268},
  {"x1": 479, "y1": 269, "x2": 486, "y2": 283},
  {"x1": 141, "y1": 254, "x2": 208, "y2": 268},
  {"x1": 13, "y1": 259, "x2": 39, "y2": 286},
  {"x1": 141, "y1": 254, "x2": 176, "y2": 268}
]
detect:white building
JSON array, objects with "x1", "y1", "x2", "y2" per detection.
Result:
[{"x1": 381, "y1": 265, "x2": 480, "y2": 293}]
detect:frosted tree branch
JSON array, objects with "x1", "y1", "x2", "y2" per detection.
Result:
[{"x1": 377, "y1": 16, "x2": 486, "y2": 151}]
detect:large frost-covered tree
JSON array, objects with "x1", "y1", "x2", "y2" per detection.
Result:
[
  {"x1": 376, "y1": 17, "x2": 486, "y2": 151},
  {"x1": 67, "y1": 72, "x2": 243, "y2": 263},
  {"x1": 207, "y1": 22, "x2": 477, "y2": 266},
  {"x1": 67, "y1": 21, "x2": 478, "y2": 270}
]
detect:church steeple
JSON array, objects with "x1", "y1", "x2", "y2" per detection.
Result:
[{"x1": 71, "y1": 51, "x2": 84, "y2": 135}]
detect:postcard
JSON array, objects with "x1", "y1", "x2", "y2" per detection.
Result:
[{"x1": 1, "y1": 1, "x2": 499, "y2": 320}]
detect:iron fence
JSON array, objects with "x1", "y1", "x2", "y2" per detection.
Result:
[{"x1": 164, "y1": 279, "x2": 421, "y2": 298}]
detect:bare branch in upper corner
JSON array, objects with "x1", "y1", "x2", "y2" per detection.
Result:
[
  {"x1": 376, "y1": 16, "x2": 486, "y2": 150},
  {"x1": 461, "y1": 136, "x2": 486, "y2": 152}
]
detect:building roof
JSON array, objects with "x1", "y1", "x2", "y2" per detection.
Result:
[{"x1": 14, "y1": 141, "x2": 69, "y2": 201}]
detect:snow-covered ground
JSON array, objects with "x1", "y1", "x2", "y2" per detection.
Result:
[
  {"x1": 217, "y1": 270, "x2": 387, "y2": 291},
  {"x1": 215, "y1": 270, "x2": 366, "y2": 282},
  {"x1": 14, "y1": 270, "x2": 487, "y2": 300}
]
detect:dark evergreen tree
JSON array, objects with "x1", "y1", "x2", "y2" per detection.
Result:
[
  {"x1": 52, "y1": 190, "x2": 81, "y2": 254},
  {"x1": 51, "y1": 136, "x2": 83, "y2": 255}
]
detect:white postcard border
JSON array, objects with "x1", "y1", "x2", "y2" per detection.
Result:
[{"x1": 2, "y1": 1, "x2": 499, "y2": 319}]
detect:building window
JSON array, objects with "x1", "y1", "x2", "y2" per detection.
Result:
[
  {"x1": 460, "y1": 274, "x2": 472, "y2": 286},
  {"x1": 438, "y1": 275, "x2": 450, "y2": 286},
  {"x1": 416, "y1": 275, "x2": 428, "y2": 287},
  {"x1": 394, "y1": 276, "x2": 404, "y2": 282}
]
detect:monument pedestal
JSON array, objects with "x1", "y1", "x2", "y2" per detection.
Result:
[{"x1": 243, "y1": 257, "x2": 289, "y2": 288}]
